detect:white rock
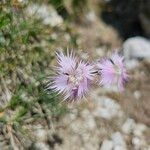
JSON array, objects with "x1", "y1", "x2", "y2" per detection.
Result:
[
  {"x1": 123, "y1": 36, "x2": 150, "y2": 60},
  {"x1": 84, "y1": 116, "x2": 96, "y2": 130},
  {"x1": 114, "y1": 145, "x2": 127, "y2": 150},
  {"x1": 100, "y1": 140, "x2": 114, "y2": 150},
  {"x1": 69, "y1": 113, "x2": 77, "y2": 121},
  {"x1": 121, "y1": 118, "x2": 135, "y2": 134},
  {"x1": 147, "y1": 146, "x2": 150, "y2": 150},
  {"x1": 64, "y1": 33, "x2": 71, "y2": 42},
  {"x1": 70, "y1": 109, "x2": 78, "y2": 120},
  {"x1": 93, "y1": 97, "x2": 122, "y2": 119},
  {"x1": 81, "y1": 109, "x2": 90, "y2": 118},
  {"x1": 132, "y1": 137, "x2": 140, "y2": 147},
  {"x1": 132, "y1": 136, "x2": 146, "y2": 149},
  {"x1": 51, "y1": 33, "x2": 58, "y2": 40},
  {"x1": 26, "y1": 4, "x2": 63, "y2": 26},
  {"x1": 35, "y1": 128, "x2": 47, "y2": 141},
  {"x1": 125, "y1": 60, "x2": 139, "y2": 70},
  {"x1": 86, "y1": 11, "x2": 97, "y2": 22},
  {"x1": 35, "y1": 142, "x2": 50, "y2": 150},
  {"x1": 111, "y1": 132, "x2": 126, "y2": 147},
  {"x1": 70, "y1": 120, "x2": 84, "y2": 133},
  {"x1": 85, "y1": 143, "x2": 98, "y2": 150},
  {"x1": 95, "y1": 47, "x2": 105, "y2": 57},
  {"x1": 133, "y1": 123, "x2": 147, "y2": 136},
  {"x1": 134, "y1": 91, "x2": 141, "y2": 100}
]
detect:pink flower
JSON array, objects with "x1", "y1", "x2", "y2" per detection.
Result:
[
  {"x1": 48, "y1": 51, "x2": 95, "y2": 102},
  {"x1": 97, "y1": 53, "x2": 128, "y2": 91}
]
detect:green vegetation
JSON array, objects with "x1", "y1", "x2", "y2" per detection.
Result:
[
  {"x1": 0, "y1": 0, "x2": 91, "y2": 148},
  {"x1": 0, "y1": 1, "x2": 67, "y2": 146}
]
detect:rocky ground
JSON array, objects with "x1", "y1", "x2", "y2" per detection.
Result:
[
  {"x1": 29, "y1": 61, "x2": 150, "y2": 150},
  {"x1": 51, "y1": 47, "x2": 150, "y2": 150},
  {"x1": 0, "y1": 0, "x2": 150, "y2": 150}
]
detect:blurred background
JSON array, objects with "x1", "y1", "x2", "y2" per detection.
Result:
[{"x1": 0, "y1": 0, "x2": 150, "y2": 149}]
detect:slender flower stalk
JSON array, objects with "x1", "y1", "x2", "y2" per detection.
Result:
[
  {"x1": 97, "y1": 53, "x2": 128, "y2": 91},
  {"x1": 47, "y1": 51, "x2": 95, "y2": 102}
]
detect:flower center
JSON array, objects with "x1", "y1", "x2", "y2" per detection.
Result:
[{"x1": 68, "y1": 74, "x2": 84, "y2": 86}]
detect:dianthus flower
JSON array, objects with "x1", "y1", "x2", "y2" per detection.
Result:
[
  {"x1": 97, "y1": 53, "x2": 128, "y2": 91},
  {"x1": 48, "y1": 51, "x2": 95, "y2": 101}
]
